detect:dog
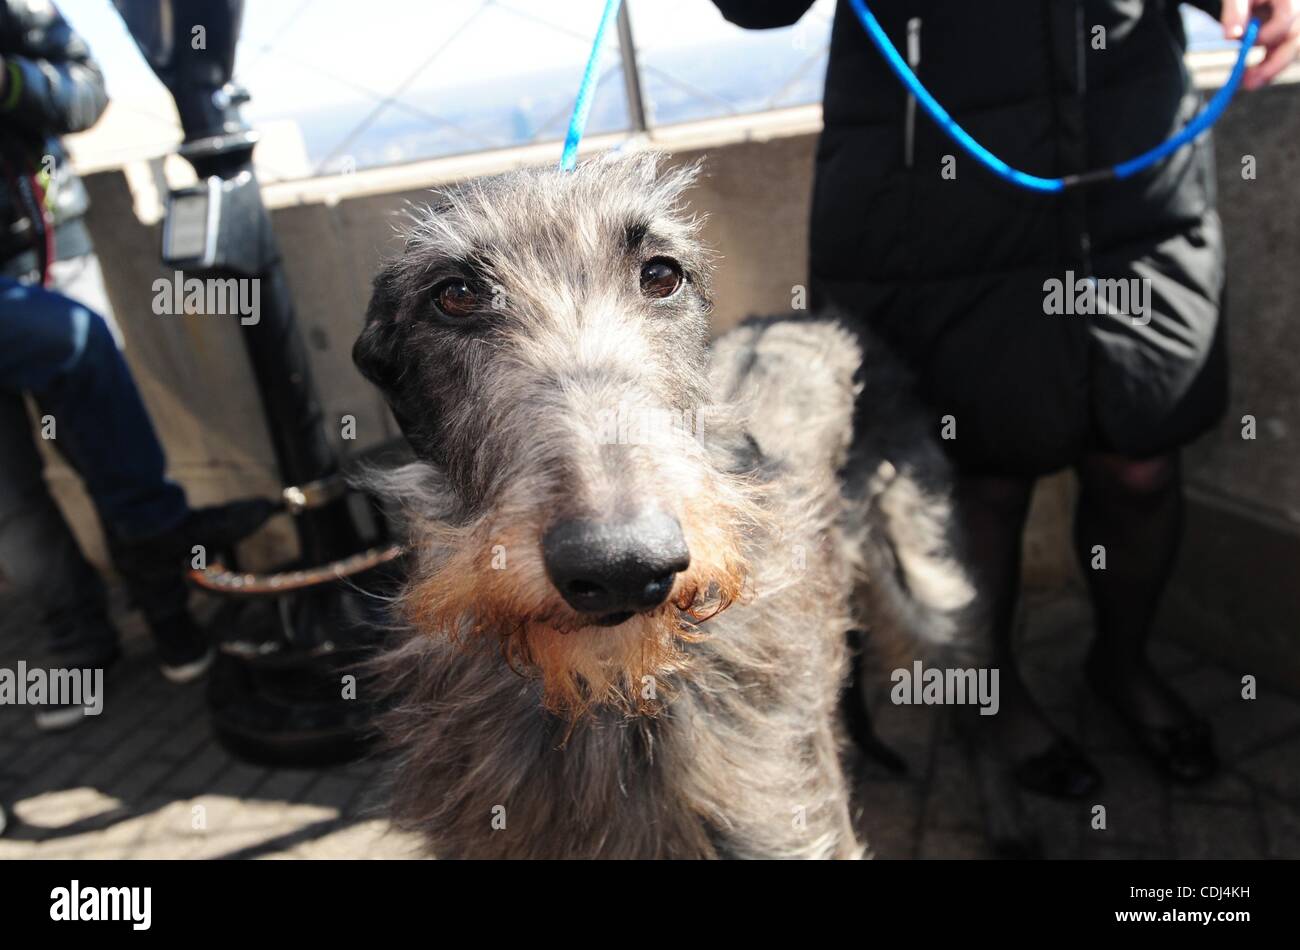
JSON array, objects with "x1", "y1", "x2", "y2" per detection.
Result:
[{"x1": 352, "y1": 152, "x2": 971, "y2": 858}]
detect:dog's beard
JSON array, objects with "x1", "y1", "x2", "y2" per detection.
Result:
[{"x1": 403, "y1": 473, "x2": 764, "y2": 717}]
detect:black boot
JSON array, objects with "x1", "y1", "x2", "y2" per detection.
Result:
[
  {"x1": 113, "y1": 497, "x2": 278, "y2": 575},
  {"x1": 107, "y1": 549, "x2": 213, "y2": 684},
  {"x1": 1085, "y1": 647, "x2": 1218, "y2": 784},
  {"x1": 109, "y1": 497, "x2": 275, "y2": 682}
]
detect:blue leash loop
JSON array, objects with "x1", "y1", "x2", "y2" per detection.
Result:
[
  {"x1": 847, "y1": 0, "x2": 1260, "y2": 192},
  {"x1": 560, "y1": 0, "x2": 625, "y2": 171}
]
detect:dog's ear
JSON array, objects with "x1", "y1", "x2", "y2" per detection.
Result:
[{"x1": 353, "y1": 263, "x2": 407, "y2": 398}]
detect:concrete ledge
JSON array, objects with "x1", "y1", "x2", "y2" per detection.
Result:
[
  {"x1": 260, "y1": 105, "x2": 825, "y2": 210},
  {"x1": 61, "y1": 77, "x2": 1300, "y2": 690}
]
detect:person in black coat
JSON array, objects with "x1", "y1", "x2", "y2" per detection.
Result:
[{"x1": 711, "y1": 0, "x2": 1298, "y2": 793}]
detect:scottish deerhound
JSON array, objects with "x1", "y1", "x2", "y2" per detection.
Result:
[{"x1": 353, "y1": 153, "x2": 971, "y2": 859}]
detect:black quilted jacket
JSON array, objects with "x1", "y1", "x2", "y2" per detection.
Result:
[{"x1": 713, "y1": 0, "x2": 1229, "y2": 474}]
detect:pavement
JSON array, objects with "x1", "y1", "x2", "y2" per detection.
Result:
[
  {"x1": 0, "y1": 595, "x2": 420, "y2": 859},
  {"x1": 856, "y1": 590, "x2": 1300, "y2": 859},
  {"x1": 2, "y1": 586, "x2": 1298, "y2": 859}
]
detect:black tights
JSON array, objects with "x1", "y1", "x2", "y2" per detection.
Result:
[
  {"x1": 956, "y1": 451, "x2": 1190, "y2": 753},
  {"x1": 1075, "y1": 453, "x2": 1193, "y2": 726}
]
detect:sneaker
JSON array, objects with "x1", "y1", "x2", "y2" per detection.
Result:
[
  {"x1": 34, "y1": 703, "x2": 95, "y2": 732},
  {"x1": 152, "y1": 612, "x2": 214, "y2": 684},
  {"x1": 33, "y1": 643, "x2": 120, "y2": 732}
]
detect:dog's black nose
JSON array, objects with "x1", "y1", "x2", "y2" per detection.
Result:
[{"x1": 543, "y1": 511, "x2": 690, "y2": 618}]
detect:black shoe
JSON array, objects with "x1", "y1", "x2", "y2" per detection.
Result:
[
  {"x1": 114, "y1": 498, "x2": 278, "y2": 577},
  {"x1": 1131, "y1": 718, "x2": 1219, "y2": 784},
  {"x1": 108, "y1": 499, "x2": 276, "y2": 663},
  {"x1": 1092, "y1": 693, "x2": 1219, "y2": 784},
  {"x1": 34, "y1": 701, "x2": 99, "y2": 732},
  {"x1": 1086, "y1": 651, "x2": 1219, "y2": 784},
  {"x1": 1012, "y1": 737, "x2": 1104, "y2": 799},
  {"x1": 971, "y1": 667, "x2": 1104, "y2": 801},
  {"x1": 183, "y1": 498, "x2": 280, "y2": 553},
  {"x1": 152, "y1": 612, "x2": 214, "y2": 684},
  {"x1": 33, "y1": 642, "x2": 120, "y2": 732}
]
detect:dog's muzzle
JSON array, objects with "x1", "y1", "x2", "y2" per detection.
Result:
[{"x1": 542, "y1": 510, "x2": 690, "y2": 624}]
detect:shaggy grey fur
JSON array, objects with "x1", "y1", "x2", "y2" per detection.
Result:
[{"x1": 354, "y1": 152, "x2": 970, "y2": 859}]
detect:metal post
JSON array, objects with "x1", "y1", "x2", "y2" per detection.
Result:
[{"x1": 616, "y1": 3, "x2": 650, "y2": 132}]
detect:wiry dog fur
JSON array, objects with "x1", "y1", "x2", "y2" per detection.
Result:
[{"x1": 354, "y1": 153, "x2": 970, "y2": 859}]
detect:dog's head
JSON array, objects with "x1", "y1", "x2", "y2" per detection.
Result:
[{"x1": 356, "y1": 153, "x2": 761, "y2": 714}]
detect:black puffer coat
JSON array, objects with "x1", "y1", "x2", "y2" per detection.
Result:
[{"x1": 713, "y1": 0, "x2": 1229, "y2": 475}]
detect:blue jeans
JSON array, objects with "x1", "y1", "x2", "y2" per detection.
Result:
[{"x1": 0, "y1": 276, "x2": 188, "y2": 543}]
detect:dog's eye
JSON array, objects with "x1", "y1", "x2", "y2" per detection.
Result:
[
  {"x1": 640, "y1": 258, "x2": 683, "y2": 299},
  {"x1": 433, "y1": 278, "x2": 478, "y2": 319}
]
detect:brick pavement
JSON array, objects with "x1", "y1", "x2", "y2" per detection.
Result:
[{"x1": 3, "y1": 587, "x2": 1298, "y2": 859}]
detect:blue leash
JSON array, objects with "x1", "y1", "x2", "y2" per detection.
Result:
[
  {"x1": 560, "y1": 0, "x2": 625, "y2": 171},
  {"x1": 847, "y1": 0, "x2": 1260, "y2": 192},
  {"x1": 563, "y1": 0, "x2": 1258, "y2": 190}
]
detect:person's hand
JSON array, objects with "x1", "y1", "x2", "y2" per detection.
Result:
[{"x1": 1223, "y1": 0, "x2": 1300, "y2": 89}]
